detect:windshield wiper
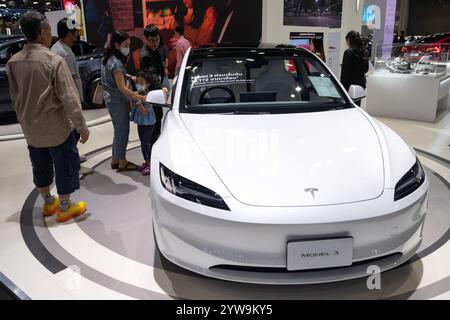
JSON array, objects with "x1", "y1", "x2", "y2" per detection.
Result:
[{"x1": 218, "y1": 111, "x2": 271, "y2": 115}]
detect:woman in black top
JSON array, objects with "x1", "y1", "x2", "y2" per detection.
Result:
[{"x1": 341, "y1": 31, "x2": 369, "y2": 106}]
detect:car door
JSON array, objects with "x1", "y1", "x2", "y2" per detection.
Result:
[{"x1": 74, "y1": 41, "x2": 104, "y2": 107}]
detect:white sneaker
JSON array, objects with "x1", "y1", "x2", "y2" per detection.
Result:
[{"x1": 80, "y1": 166, "x2": 94, "y2": 176}]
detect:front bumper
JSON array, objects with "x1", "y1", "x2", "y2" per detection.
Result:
[{"x1": 151, "y1": 176, "x2": 428, "y2": 284}]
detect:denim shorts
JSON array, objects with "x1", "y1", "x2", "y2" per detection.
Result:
[{"x1": 28, "y1": 130, "x2": 81, "y2": 195}]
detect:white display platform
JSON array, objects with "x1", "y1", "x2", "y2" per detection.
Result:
[{"x1": 365, "y1": 70, "x2": 450, "y2": 122}]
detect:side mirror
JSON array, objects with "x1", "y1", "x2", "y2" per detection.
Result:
[
  {"x1": 146, "y1": 89, "x2": 171, "y2": 109},
  {"x1": 348, "y1": 85, "x2": 366, "y2": 102}
]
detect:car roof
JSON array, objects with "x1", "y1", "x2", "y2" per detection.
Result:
[
  {"x1": 0, "y1": 36, "x2": 93, "y2": 49},
  {"x1": 0, "y1": 34, "x2": 24, "y2": 41},
  {"x1": 189, "y1": 43, "x2": 311, "y2": 58},
  {"x1": 0, "y1": 36, "x2": 25, "y2": 49}
]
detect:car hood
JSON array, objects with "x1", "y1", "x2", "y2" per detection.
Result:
[{"x1": 180, "y1": 108, "x2": 384, "y2": 207}]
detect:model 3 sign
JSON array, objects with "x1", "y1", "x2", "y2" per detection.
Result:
[
  {"x1": 300, "y1": 251, "x2": 339, "y2": 258},
  {"x1": 287, "y1": 238, "x2": 354, "y2": 271}
]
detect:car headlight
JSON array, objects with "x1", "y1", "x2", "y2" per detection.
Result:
[
  {"x1": 394, "y1": 159, "x2": 425, "y2": 201},
  {"x1": 160, "y1": 163, "x2": 230, "y2": 211}
]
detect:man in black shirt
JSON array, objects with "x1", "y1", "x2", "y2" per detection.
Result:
[
  {"x1": 139, "y1": 24, "x2": 170, "y2": 163},
  {"x1": 140, "y1": 25, "x2": 165, "y2": 84}
]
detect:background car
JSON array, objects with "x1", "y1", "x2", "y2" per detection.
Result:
[
  {"x1": 405, "y1": 35, "x2": 424, "y2": 44},
  {"x1": 0, "y1": 34, "x2": 23, "y2": 44},
  {"x1": 0, "y1": 36, "x2": 104, "y2": 115}
]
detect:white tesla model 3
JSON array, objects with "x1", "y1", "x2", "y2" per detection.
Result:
[{"x1": 149, "y1": 45, "x2": 428, "y2": 284}]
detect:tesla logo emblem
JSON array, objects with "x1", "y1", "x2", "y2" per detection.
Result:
[{"x1": 304, "y1": 188, "x2": 319, "y2": 199}]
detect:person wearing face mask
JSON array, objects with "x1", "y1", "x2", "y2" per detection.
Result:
[
  {"x1": 129, "y1": 71, "x2": 160, "y2": 176},
  {"x1": 52, "y1": 18, "x2": 83, "y2": 102},
  {"x1": 101, "y1": 30, "x2": 147, "y2": 172},
  {"x1": 6, "y1": 11, "x2": 90, "y2": 223},
  {"x1": 52, "y1": 18, "x2": 93, "y2": 176}
]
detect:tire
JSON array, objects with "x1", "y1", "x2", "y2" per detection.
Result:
[{"x1": 86, "y1": 78, "x2": 104, "y2": 109}]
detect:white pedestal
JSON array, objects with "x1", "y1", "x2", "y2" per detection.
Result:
[{"x1": 366, "y1": 71, "x2": 450, "y2": 122}]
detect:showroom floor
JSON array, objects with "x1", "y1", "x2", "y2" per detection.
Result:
[
  {"x1": 0, "y1": 106, "x2": 449, "y2": 300},
  {"x1": 0, "y1": 109, "x2": 111, "y2": 138}
]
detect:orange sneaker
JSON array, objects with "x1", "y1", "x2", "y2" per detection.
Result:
[
  {"x1": 43, "y1": 198, "x2": 59, "y2": 217},
  {"x1": 56, "y1": 201, "x2": 87, "y2": 223}
]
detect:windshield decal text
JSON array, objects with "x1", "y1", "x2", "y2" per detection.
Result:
[{"x1": 191, "y1": 72, "x2": 253, "y2": 89}]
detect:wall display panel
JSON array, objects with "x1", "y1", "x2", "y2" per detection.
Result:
[
  {"x1": 327, "y1": 31, "x2": 341, "y2": 77},
  {"x1": 289, "y1": 31, "x2": 324, "y2": 48},
  {"x1": 283, "y1": 0, "x2": 343, "y2": 28},
  {"x1": 142, "y1": 0, "x2": 263, "y2": 76}
]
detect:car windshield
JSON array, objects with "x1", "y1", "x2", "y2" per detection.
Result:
[{"x1": 181, "y1": 51, "x2": 350, "y2": 114}]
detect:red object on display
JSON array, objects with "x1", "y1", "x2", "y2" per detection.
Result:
[{"x1": 63, "y1": 0, "x2": 76, "y2": 11}]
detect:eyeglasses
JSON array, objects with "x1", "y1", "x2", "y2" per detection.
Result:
[
  {"x1": 37, "y1": 16, "x2": 50, "y2": 33},
  {"x1": 148, "y1": 37, "x2": 160, "y2": 43}
]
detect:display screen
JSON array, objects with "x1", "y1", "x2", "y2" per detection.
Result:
[
  {"x1": 284, "y1": 0, "x2": 343, "y2": 28},
  {"x1": 143, "y1": 0, "x2": 263, "y2": 76},
  {"x1": 289, "y1": 32, "x2": 324, "y2": 50}
]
